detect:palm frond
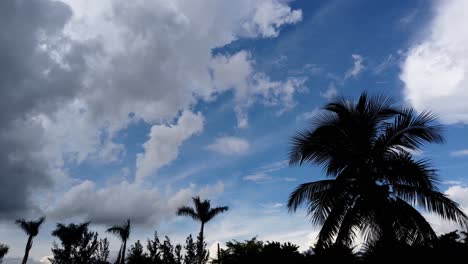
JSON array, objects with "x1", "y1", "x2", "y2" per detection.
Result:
[
  {"x1": 393, "y1": 184, "x2": 468, "y2": 228},
  {"x1": 177, "y1": 206, "x2": 199, "y2": 221},
  {"x1": 376, "y1": 108, "x2": 444, "y2": 152},
  {"x1": 206, "y1": 206, "x2": 229, "y2": 221},
  {"x1": 287, "y1": 180, "x2": 336, "y2": 212}
]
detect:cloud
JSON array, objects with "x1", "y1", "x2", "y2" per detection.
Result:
[
  {"x1": 241, "y1": 0, "x2": 302, "y2": 38},
  {"x1": 450, "y1": 149, "x2": 468, "y2": 157},
  {"x1": 401, "y1": 0, "x2": 468, "y2": 124},
  {"x1": 0, "y1": 0, "x2": 85, "y2": 219},
  {"x1": 211, "y1": 51, "x2": 307, "y2": 127},
  {"x1": 345, "y1": 54, "x2": 365, "y2": 79},
  {"x1": 243, "y1": 173, "x2": 273, "y2": 182},
  {"x1": 0, "y1": 0, "x2": 303, "y2": 218},
  {"x1": 320, "y1": 82, "x2": 338, "y2": 100},
  {"x1": 47, "y1": 180, "x2": 224, "y2": 226},
  {"x1": 136, "y1": 111, "x2": 204, "y2": 181},
  {"x1": 296, "y1": 108, "x2": 320, "y2": 122},
  {"x1": 207, "y1": 137, "x2": 250, "y2": 155}
]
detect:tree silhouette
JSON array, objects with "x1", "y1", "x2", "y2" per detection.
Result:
[
  {"x1": 177, "y1": 197, "x2": 228, "y2": 264},
  {"x1": 51, "y1": 222, "x2": 90, "y2": 261},
  {"x1": 15, "y1": 216, "x2": 45, "y2": 264},
  {"x1": 0, "y1": 243, "x2": 8, "y2": 263},
  {"x1": 107, "y1": 219, "x2": 130, "y2": 264},
  {"x1": 50, "y1": 222, "x2": 107, "y2": 264},
  {"x1": 288, "y1": 93, "x2": 468, "y2": 251}
]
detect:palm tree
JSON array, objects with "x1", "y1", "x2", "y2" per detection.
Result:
[
  {"x1": 107, "y1": 219, "x2": 130, "y2": 264},
  {"x1": 0, "y1": 243, "x2": 8, "y2": 263},
  {"x1": 288, "y1": 93, "x2": 467, "y2": 251},
  {"x1": 51, "y1": 222, "x2": 90, "y2": 260},
  {"x1": 177, "y1": 197, "x2": 228, "y2": 264},
  {"x1": 15, "y1": 216, "x2": 45, "y2": 264}
]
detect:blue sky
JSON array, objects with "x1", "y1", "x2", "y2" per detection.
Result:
[{"x1": 1, "y1": 0, "x2": 468, "y2": 262}]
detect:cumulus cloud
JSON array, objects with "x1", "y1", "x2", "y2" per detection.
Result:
[
  {"x1": 0, "y1": 0, "x2": 86, "y2": 219},
  {"x1": 345, "y1": 54, "x2": 365, "y2": 79},
  {"x1": 211, "y1": 51, "x2": 307, "y2": 127},
  {"x1": 401, "y1": 0, "x2": 468, "y2": 124},
  {"x1": 48, "y1": 180, "x2": 225, "y2": 226},
  {"x1": 0, "y1": 0, "x2": 303, "y2": 219},
  {"x1": 136, "y1": 111, "x2": 204, "y2": 181},
  {"x1": 242, "y1": 0, "x2": 302, "y2": 38},
  {"x1": 206, "y1": 137, "x2": 250, "y2": 155}
]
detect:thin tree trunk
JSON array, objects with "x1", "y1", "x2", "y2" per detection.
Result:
[
  {"x1": 21, "y1": 236, "x2": 33, "y2": 264},
  {"x1": 120, "y1": 240, "x2": 127, "y2": 264},
  {"x1": 199, "y1": 222, "x2": 205, "y2": 264}
]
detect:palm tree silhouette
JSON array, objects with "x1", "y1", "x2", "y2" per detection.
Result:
[
  {"x1": 288, "y1": 93, "x2": 468, "y2": 250},
  {"x1": 177, "y1": 197, "x2": 228, "y2": 264},
  {"x1": 0, "y1": 243, "x2": 8, "y2": 263},
  {"x1": 51, "y1": 222, "x2": 90, "y2": 260},
  {"x1": 107, "y1": 219, "x2": 130, "y2": 264},
  {"x1": 15, "y1": 217, "x2": 45, "y2": 264}
]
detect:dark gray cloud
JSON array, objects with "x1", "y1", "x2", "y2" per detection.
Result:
[{"x1": 0, "y1": 0, "x2": 87, "y2": 219}]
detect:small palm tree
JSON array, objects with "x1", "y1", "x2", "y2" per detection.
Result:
[
  {"x1": 177, "y1": 197, "x2": 228, "y2": 264},
  {"x1": 16, "y1": 217, "x2": 45, "y2": 264},
  {"x1": 0, "y1": 243, "x2": 8, "y2": 263},
  {"x1": 107, "y1": 219, "x2": 130, "y2": 264},
  {"x1": 288, "y1": 93, "x2": 467, "y2": 251}
]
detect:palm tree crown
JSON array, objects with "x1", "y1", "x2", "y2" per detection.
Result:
[
  {"x1": 16, "y1": 217, "x2": 45, "y2": 264},
  {"x1": 107, "y1": 219, "x2": 131, "y2": 242},
  {"x1": 177, "y1": 197, "x2": 229, "y2": 224},
  {"x1": 52, "y1": 222, "x2": 90, "y2": 246},
  {"x1": 16, "y1": 217, "x2": 45, "y2": 237},
  {"x1": 177, "y1": 197, "x2": 228, "y2": 264},
  {"x1": 288, "y1": 93, "x2": 467, "y2": 250},
  {"x1": 107, "y1": 219, "x2": 131, "y2": 264}
]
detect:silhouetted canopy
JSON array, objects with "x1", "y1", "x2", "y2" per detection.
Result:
[{"x1": 288, "y1": 93, "x2": 468, "y2": 250}]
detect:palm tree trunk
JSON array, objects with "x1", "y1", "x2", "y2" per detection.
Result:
[
  {"x1": 120, "y1": 240, "x2": 127, "y2": 264},
  {"x1": 198, "y1": 222, "x2": 205, "y2": 264},
  {"x1": 21, "y1": 236, "x2": 33, "y2": 264}
]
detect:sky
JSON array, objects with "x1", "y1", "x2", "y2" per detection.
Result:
[{"x1": 1, "y1": 0, "x2": 468, "y2": 263}]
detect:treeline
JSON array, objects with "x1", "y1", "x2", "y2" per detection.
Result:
[{"x1": 2, "y1": 227, "x2": 468, "y2": 263}]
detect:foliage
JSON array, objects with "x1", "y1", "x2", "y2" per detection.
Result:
[
  {"x1": 177, "y1": 197, "x2": 227, "y2": 264},
  {"x1": 0, "y1": 243, "x2": 8, "y2": 263},
  {"x1": 183, "y1": 235, "x2": 197, "y2": 264},
  {"x1": 288, "y1": 93, "x2": 468, "y2": 250},
  {"x1": 219, "y1": 238, "x2": 315, "y2": 264},
  {"x1": 107, "y1": 219, "x2": 131, "y2": 264},
  {"x1": 16, "y1": 216, "x2": 46, "y2": 264},
  {"x1": 50, "y1": 222, "x2": 109, "y2": 264}
]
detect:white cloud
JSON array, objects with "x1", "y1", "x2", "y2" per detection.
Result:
[
  {"x1": 242, "y1": 0, "x2": 302, "y2": 38},
  {"x1": 320, "y1": 82, "x2": 338, "y2": 99},
  {"x1": 285, "y1": 177, "x2": 297, "y2": 182},
  {"x1": 297, "y1": 108, "x2": 320, "y2": 121},
  {"x1": 48, "y1": 180, "x2": 225, "y2": 226},
  {"x1": 136, "y1": 111, "x2": 204, "y2": 181},
  {"x1": 207, "y1": 136, "x2": 250, "y2": 155},
  {"x1": 243, "y1": 173, "x2": 272, "y2": 182},
  {"x1": 345, "y1": 54, "x2": 365, "y2": 79},
  {"x1": 211, "y1": 51, "x2": 307, "y2": 127},
  {"x1": 401, "y1": 0, "x2": 468, "y2": 124},
  {"x1": 450, "y1": 149, "x2": 468, "y2": 157}
]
